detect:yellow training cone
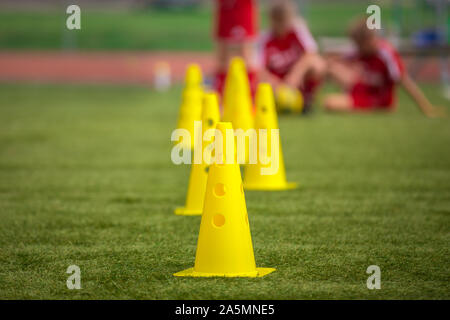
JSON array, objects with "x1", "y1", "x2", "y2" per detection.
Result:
[
  {"x1": 174, "y1": 122, "x2": 275, "y2": 277},
  {"x1": 184, "y1": 63, "x2": 202, "y2": 91},
  {"x1": 231, "y1": 71, "x2": 254, "y2": 132},
  {"x1": 176, "y1": 64, "x2": 203, "y2": 149},
  {"x1": 175, "y1": 93, "x2": 221, "y2": 216},
  {"x1": 176, "y1": 89, "x2": 202, "y2": 149},
  {"x1": 222, "y1": 58, "x2": 254, "y2": 164},
  {"x1": 222, "y1": 57, "x2": 252, "y2": 123},
  {"x1": 231, "y1": 72, "x2": 254, "y2": 164},
  {"x1": 243, "y1": 83, "x2": 297, "y2": 190}
]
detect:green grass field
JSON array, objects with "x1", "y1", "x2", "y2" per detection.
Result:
[
  {"x1": 0, "y1": 2, "x2": 436, "y2": 51},
  {"x1": 0, "y1": 83, "x2": 449, "y2": 299}
]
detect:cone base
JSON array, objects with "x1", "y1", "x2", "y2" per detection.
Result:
[
  {"x1": 174, "y1": 267, "x2": 275, "y2": 278},
  {"x1": 243, "y1": 182, "x2": 298, "y2": 191},
  {"x1": 174, "y1": 207, "x2": 202, "y2": 216}
]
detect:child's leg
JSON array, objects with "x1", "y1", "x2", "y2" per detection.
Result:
[
  {"x1": 322, "y1": 59, "x2": 361, "y2": 112},
  {"x1": 327, "y1": 59, "x2": 359, "y2": 89},
  {"x1": 305, "y1": 54, "x2": 327, "y2": 82},
  {"x1": 214, "y1": 41, "x2": 231, "y2": 95},
  {"x1": 285, "y1": 53, "x2": 326, "y2": 89},
  {"x1": 282, "y1": 54, "x2": 325, "y2": 113},
  {"x1": 215, "y1": 41, "x2": 257, "y2": 96},
  {"x1": 301, "y1": 75, "x2": 321, "y2": 113},
  {"x1": 235, "y1": 42, "x2": 253, "y2": 67},
  {"x1": 323, "y1": 93, "x2": 354, "y2": 112},
  {"x1": 236, "y1": 41, "x2": 257, "y2": 96},
  {"x1": 216, "y1": 41, "x2": 229, "y2": 72}
]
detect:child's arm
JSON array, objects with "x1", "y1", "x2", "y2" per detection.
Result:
[
  {"x1": 284, "y1": 19, "x2": 324, "y2": 88},
  {"x1": 400, "y1": 74, "x2": 446, "y2": 118}
]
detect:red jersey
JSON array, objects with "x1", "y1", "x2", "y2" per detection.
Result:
[
  {"x1": 349, "y1": 39, "x2": 405, "y2": 108},
  {"x1": 259, "y1": 21, "x2": 318, "y2": 79},
  {"x1": 216, "y1": 0, "x2": 257, "y2": 42}
]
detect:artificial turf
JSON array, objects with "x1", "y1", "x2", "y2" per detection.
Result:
[{"x1": 0, "y1": 83, "x2": 449, "y2": 299}]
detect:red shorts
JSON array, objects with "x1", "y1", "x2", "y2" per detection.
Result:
[
  {"x1": 216, "y1": 0, "x2": 257, "y2": 42},
  {"x1": 350, "y1": 82, "x2": 395, "y2": 110}
]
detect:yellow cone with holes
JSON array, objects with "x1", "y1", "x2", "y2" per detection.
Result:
[
  {"x1": 243, "y1": 83, "x2": 297, "y2": 190},
  {"x1": 175, "y1": 93, "x2": 220, "y2": 216},
  {"x1": 176, "y1": 64, "x2": 203, "y2": 149},
  {"x1": 174, "y1": 122, "x2": 275, "y2": 277}
]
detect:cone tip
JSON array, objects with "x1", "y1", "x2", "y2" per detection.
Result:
[
  {"x1": 203, "y1": 91, "x2": 218, "y2": 104},
  {"x1": 229, "y1": 57, "x2": 247, "y2": 76},
  {"x1": 186, "y1": 63, "x2": 201, "y2": 72},
  {"x1": 256, "y1": 82, "x2": 275, "y2": 106},
  {"x1": 258, "y1": 82, "x2": 272, "y2": 91},
  {"x1": 230, "y1": 56, "x2": 245, "y2": 66},
  {"x1": 185, "y1": 63, "x2": 202, "y2": 85}
]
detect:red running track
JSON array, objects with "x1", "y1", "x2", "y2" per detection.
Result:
[
  {"x1": 0, "y1": 51, "x2": 442, "y2": 85},
  {"x1": 0, "y1": 51, "x2": 215, "y2": 86}
]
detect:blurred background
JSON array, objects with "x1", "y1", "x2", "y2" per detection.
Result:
[{"x1": 0, "y1": 0, "x2": 448, "y2": 88}]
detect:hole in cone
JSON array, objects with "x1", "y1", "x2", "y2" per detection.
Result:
[
  {"x1": 213, "y1": 214, "x2": 225, "y2": 227},
  {"x1": 204, "y1": 166, "x2": 209, "y2": 173},
  {"x1": 207, "y1": 118, "x2": 214, "y2": 127},
  {"x1": 214, "y1": 183, "x2": 226, "y2": 197}
]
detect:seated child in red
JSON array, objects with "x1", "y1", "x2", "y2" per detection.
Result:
[
  {"x1": 258, "y1": 0, "x2": 325, "y2": 111},
  {"x1": 324, "y1": 18, "x2": 442, "y2": 117}
]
